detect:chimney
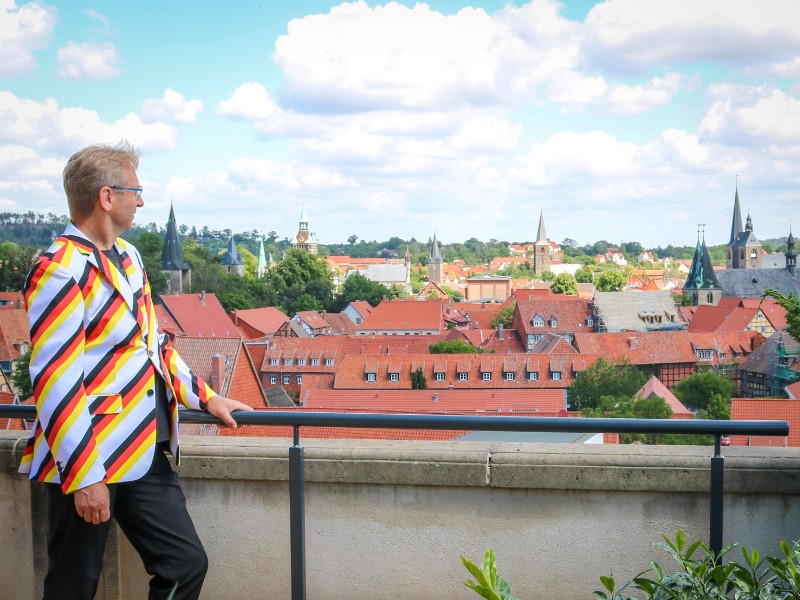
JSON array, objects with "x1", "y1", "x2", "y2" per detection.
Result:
[
  {"x1": 210, "y1": 354, "x2": 225, "y2": 394},
  {"x1": 497, "y1": 323, "x2": 505, "y2": 341}
]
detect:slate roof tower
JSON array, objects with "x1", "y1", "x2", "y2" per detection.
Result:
[
  {"x1": 428, "y1": 232, "x2": 443, "y2": 283},
  {"x1": 220, "y1": 235, "x2": 245, "y2": 277},
  {"x1": 160, "y1": 203, "x2": 191, "y2": 294},
  {"x1": 684, "y1": 230, "x2": 721, "y2": 306},
  {"x1": 726, "y1": 184, "x2": 763, "y2": 270}
]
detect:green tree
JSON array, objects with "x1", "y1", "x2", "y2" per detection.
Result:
[
  {"x1": 11, "y1": 350, "x2": 33, "y2": 401},
  {"x1": 411, "y1": 367, "x2": 428, "y2": 390},
  {"x1": 763, "y1": 289, "x2": 800, "y2": 341},
  {"x1": 550, "y1": 273, "x2": 579, "y2": 295},
  {"x1": 575, "y1": 266, "x2": 593, "y2": 283},
  {"x1": 0, "y1": 242, "x2": 38, "y2": 292},
  {"x1": 270, "y1": 249, "x2": 331, "y2": 290},
  {"x1": 569, "y1": 357, "x2": 647, "y2": 411},
  {"x1": 672, "y1": 292, "x2": 693, "y2": 307},
  {"x1": 429, "y1": 339, "x2": 485, "y2": 354},
  {"x1": 672, "y1": 371, "x2": 735, "y2": 412},
  {"x1": 290, "y1": 293, "x2": 324, "y2": 314},
  {"x1": 491, "y1": 300, "x2": 516, "y2": 329},
  {"x1": 696, "y1": 393, "x2": 731, "y2": 420},
  {"x1": 334, "y1": 272, "x2": 390, "y2": 310},
  {"x1": 594, "y1": 270, "x2": 627, "y2": 292}
]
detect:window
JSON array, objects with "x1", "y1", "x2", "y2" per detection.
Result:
[
  {"x1": 311, "y1": 358, "x2": 320, "y2": 366},
  {"x1": 458, "y1": 372, "x2": 468, "y2": 381},
  {"x1": 528, "y1": 372, "x2": 538, "y2": 381},
  {"x1": 435, "y1": 372, "x2": 445, "y2": 382},
  {"x1": 505, "y1": 372, "x2": 515, "y2": 381},
  {"x1": 551, "y1": 372, "x2": 561, "y2": 381},
  {"x1": 269, "y1": 358, "x2": 278, "y2": 366},
  {"x1": 284, "y1": 358, "x2": 292, "y2": 366},
  {"x1": 696, "y1": 349, "x2": 713, "y2": 361},
  {"x1": 297, "y1": 359, "x2": 305, "y2": 366},
  {"x1": 587, "y1": 318, "x2": 594, "y2": 327},
  {"x1": 325, "y1": 358, "x2": 334, "y2": 366},
  {"x1": 269, "y1": 375, "x2": 277, "y2": 385},
  {"x1": 367, "y1": 373, "x2": 376, "y2": 382},
  {"x1": 283, "y1": 375, "x2": 291, "y2": 385},
  {"x1": 550, "y1": 318, "x2": 558, "y2": 327},
  {"x1": 532, "y1": 317, "x2": 545, "y2": 328},
  {"x1": 482, "y1": 372, "x2": 492, "y2": 381},
  {"x1": 296, "y1": 375, "x2": 303, "y2": 384},
  {"x1": 390, "y1": 373, "x2": 399, "y2": 382}
]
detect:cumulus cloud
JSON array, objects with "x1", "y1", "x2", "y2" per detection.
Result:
[
  {"x1": 584, "y1": 0, "x2": 800, "y2": 72},
  {"x1": 0, "y1": 92, "x2": 178, "y2": 153},
  {"x1": 699, "y1": 86, "x2": 800, "y2": 147},
  {"x1": 0, "y1": 0, "x2": 56, "y2": 78},
  {"x1": 141, "y1": 89, "x2": 204, "y2": 124},
  {"x1": 273, "y1": 0, "x2": 580, "y2": 113},
  {"x1": 57, "y1": 41, "x2": 121, "y2": 80}
]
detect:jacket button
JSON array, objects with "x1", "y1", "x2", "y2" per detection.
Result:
[
  {"x1": 147, "y1": 389, "x2": 154, "y2": 396},
  {"x1": 149, "y1": 350, "x2": 154, "y2": 357}
]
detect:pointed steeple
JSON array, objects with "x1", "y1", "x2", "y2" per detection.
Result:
[
  {"x1": 786, "y1": 228, "x2": 797, "y2": 277},
  {"x1": 729, "y1": 184, "x2": 743, "y2": 245},
  {"x1": 220, "y1": 235, "x2": 243, "y2": 266},
  {"x1": 161, "y1": 203, "x2": 189, "y2": 270},
  {"x1": 536, "y1": 210, "x2": 548, "y2": 243},
  {"x1": 257, "y1": 238, "x2": 268, "y2": 277},
  {"x1": 685, "y1": 230, "x2": 721, "y2": 302},
  {"x1": 430, "y1": 232, "x2": 442, "y2": 263}
]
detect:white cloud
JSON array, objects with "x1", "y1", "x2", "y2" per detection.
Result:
[
  {"x1": 0, "y1": 92, "x2": 178, "y2": 152},
  {"x1": 584, "y1": 0, "x2": 800, "y2": 72},
  {"x1": 141, "y1": 89, "x2": 204, "y2": 124},
  {"x1": 0, "y1": 0, "x2": 55, "y2": 78},
  {"x1": 273, "y1": 0, "x2": 580, "y2": 112},
  {"x1": 602, "y1": 73, "x2": 684, "y2": 114},
  {"x1": 57, "y1": 41, "x2": 121, "y2": 80},
  {"x1": 699, "y1": 86, "x2": 800, "y2": 148}
]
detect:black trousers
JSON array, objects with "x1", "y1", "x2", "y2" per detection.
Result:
[{"x1": 43, "y1": 445, "x2": 208, "y2": 600}]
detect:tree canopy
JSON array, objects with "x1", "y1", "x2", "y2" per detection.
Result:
[
  {"x1": 594, "y1": 270, "x2": 627, "y2": 292},
  {"x1": 569, "y1": 357, "x2": 647, "y2": 411},
  {"x1": 429, "y1": 339, "x2": 485, "y2": 354},
  {"x1": 550, "y1": 273, "x2": 579, "y2": 295},
  {"x1": 672, "y1": 371, "x2": 735, "y2": 412}
]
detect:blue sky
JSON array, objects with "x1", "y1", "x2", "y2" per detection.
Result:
[{"x1": 2, "y1": 0, "x2": 799, "y2": 248}]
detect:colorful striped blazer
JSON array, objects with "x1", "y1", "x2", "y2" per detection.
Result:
[{"x1": 20, "y1": 223, "x2": 215, "y2": 494}]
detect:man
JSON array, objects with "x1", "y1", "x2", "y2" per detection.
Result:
[{"x1": 20, "y1": 142, "x2": 250, "y2": 599}]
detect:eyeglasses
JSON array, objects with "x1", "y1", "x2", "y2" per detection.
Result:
[{"x1": 109, "y1": 185, "x2": 143, "y2": 198}]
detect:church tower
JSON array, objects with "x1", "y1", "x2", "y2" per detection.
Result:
[
  {"x1": 257, "y1": 238, "x2": 268, "y2": 278},
  {"x1": 428, "y1": 233, "x2": 443, "y2": 283},
  {"x1": 291, "y1": 207, "x2": 318, "y2": 255},
  {"x1": 786, "y1": 230, "x2": 797, "y2": 277},
  {"x1": 684, "y1": 229, "x2": 722, "y2": 306},
  {"x1": 160, "y1": 203, "x2": 191, "y2": 294},
  {"x1": 220, "y1": 235, "x2": 245, "y2": 277},
  {"x1": 532, "y1": 211, "x2": 551, "y2": 275},
  {"x1": 727, "y1": 184, "x2": 763, "y2": 270}
]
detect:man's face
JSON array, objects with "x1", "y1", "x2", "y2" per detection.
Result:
[{"x1": 109, "y1": 164, "x2": 144, "y2": 234}]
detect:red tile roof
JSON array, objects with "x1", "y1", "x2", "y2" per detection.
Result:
[
  {"x1": 512, "y1": 298, "x2": 594, "y2": 338},
  {"x1": 159, "y1": 293, "x2": 240, "y2": 338},
  {"x1": 730, "y1": 398, "x2": 797, "y2": 447},
  {"x1": 573, "y1": 331, "x2": 699, "y2": 365},
  {"x1": 634, "y1": 376, "x2": 692, "y2": 417},
  {"x1": 0, "y1": 292, "x2": 23, "y2": 309},
  {"x1": 172, "y1": 337, "x2": 267, "y2": 408},
  {"x1": 229, "y1": 307, "x2": 288, "y2": 339},
  {"x1": 155, "y1": 304, "x2": 185, "y2": 338},
  {"x1": 323, "y1": 313, "x2": 357, "y2": 335},
  {"x1": 687, "y1": 331, "x2": 763, "y2": 365},
  {"x1": 340, "y1": 334, "x2": 446, "y2": 355},
  {"x1": 356, "y1": 299, "x2": 445, "y2": 334},
  {"x1": 786, "y1": 381, "x2": 800, "y2": 400},
  {"x1": 0, "y1": 309, "x2": 30, "y2": 362}
]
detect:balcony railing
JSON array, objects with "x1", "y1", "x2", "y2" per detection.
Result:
[{"x1": 0, "y1": 405, "x2": 788, "y2": 600}]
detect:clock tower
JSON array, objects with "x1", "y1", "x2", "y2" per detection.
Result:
[{"x1": 291, "y1": 207, "x2": 318, "y2": 255}]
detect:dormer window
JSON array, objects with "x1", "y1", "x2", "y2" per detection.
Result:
[
  {"x1": 532, "y1": 316, "x2": 545, "y2": 328},
  {"x1": 366, "y1": 373, "x2": 376, "y2": 382},
  {"x1": 482, "y1": 372, "x2": 492, "y2": 381},
  {"x1": 297, "y1": 358, "x2": 306, "y2": 366},
  {"x1": 284, "y1": 358, "x2": 293, "y2": 366},
  {"x1": 325, "y1": 358, "x2": 334, "y2": 366},
  {"x1": 390, "y1": 373, "x2": 399, "y2": 382},
  {"x1": 269, "y1": 358, "x2": 279, "y2": 366},
  {"x1": 551, "y1": 372, "x2": 561, "y2": 381},
  {"x1": 550, "y1": 318, "x2": 558, "y2": 327},
  {"x1": 587, "y1": 317, "x2": 593, "y2": 327}
]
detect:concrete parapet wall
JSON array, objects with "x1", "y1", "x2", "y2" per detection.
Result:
[{"x1": 2, "y1": 432, "x2": 800, "y2": 599}]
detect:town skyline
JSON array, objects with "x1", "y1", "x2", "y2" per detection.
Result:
[{"x1": 2, "y1": 0, "x2": 799, "y2": 248}]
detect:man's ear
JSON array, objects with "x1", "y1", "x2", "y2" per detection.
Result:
[{"x1": 97, "y1": 186, "x2": 114, "y2": 213}]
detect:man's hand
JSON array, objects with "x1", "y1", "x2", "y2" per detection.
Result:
[
  {"x1": 205, "y1": 395, "x2": 250, "y2": 428},
  {"x1": 74, "y1": 481, "x2": 110, "y2": 524}
]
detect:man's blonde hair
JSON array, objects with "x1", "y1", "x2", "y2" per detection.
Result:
[{"x1": 63, "y1": 141, "x2": 140, "y2": 219}]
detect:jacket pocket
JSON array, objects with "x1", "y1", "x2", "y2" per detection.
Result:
[{"x1": 86, "y1": 394, "x2": 123, "y2": 415}]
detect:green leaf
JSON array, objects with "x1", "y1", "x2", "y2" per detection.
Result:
[{"x1": 600, "y1": 575, "x2": 615, "y2": 592}]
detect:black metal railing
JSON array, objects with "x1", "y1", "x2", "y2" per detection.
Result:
[{"x1": 0, "y1": 405, "x2": 788, "y2": 600}]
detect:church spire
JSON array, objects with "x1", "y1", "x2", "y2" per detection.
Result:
[
  {"x1": 536, "y1": 210, "x2": 548, "y2": 243},
  {"x1": 430, "y1": 232, "x2": 442, "y2": 263},
  {"x1": 257, "y1": 238, "x2": 268, "y2": 278},
  {"x1": 161, "y1": 202, "x2": 189, "y2": 270},
  {"x1": 729, "y1": 183, "x2": 743, "y2": 245}
]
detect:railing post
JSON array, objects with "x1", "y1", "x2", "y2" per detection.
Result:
[
  {"x1": 709, "y1": 435, "x2": 724, "y2": 559},
  {"x1": 289, "y1": 426, "x2": 306, "y2": 600}
]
